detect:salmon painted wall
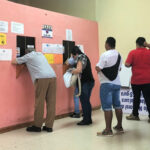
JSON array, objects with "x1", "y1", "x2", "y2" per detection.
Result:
[{"x1": 0, "y1": 0, "x2": 100, "y2": 128}]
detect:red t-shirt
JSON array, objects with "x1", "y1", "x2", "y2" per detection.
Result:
[{"x1": 126, "y1": 48, "x2": 150, "y2": 84}]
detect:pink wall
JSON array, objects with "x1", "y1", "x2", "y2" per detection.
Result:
[{"x1": 0, "y1": 0, "x2": 100, "y2": 128}]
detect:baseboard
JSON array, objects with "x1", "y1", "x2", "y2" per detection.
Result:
[{"x1": 0, "y1": 105, "x2": 101, "y2": 134}]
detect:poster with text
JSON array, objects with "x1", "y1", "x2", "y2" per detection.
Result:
[
  {"x1": 0, "y1": 33, "x2": 7, "y2": 45},
  {"x1": 42, "y1": 25, "x2": 53, "y2": 38},
  {"x1": 120, "y1": 89, "x2": 148, "y2": 116},
  {"x1": 0, "y1": 21, "x2": 8, "y2": 33},
  {"x1": 11, "y1": 22, "x2": 24, "y2": 34}
]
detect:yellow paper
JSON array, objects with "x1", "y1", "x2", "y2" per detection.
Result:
[
  {"x1": 0, "y1": 33, "x2": 7, "y2": 45},
  {"x1": 44, "y1": 54, "x2": 54, "y2": 64}
]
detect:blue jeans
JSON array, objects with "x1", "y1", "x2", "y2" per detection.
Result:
[
  {"x1": 74, "y1": 87, "x2": 80, "y2": 114},
  {"x1": 100, "y1": 83, "x2": 121, "y2": 111},
  {"x1": 80, "y1": 81, "x2": 94, "y2": 122}
]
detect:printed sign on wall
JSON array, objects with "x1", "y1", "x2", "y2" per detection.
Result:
[
  {"x1": 77, "y1": 44, "x2": 84, "y2": 53},
  {"x1": 11, "y1": 22, "x2": 24, "y2": 34},
  {"x1": 44, "y1": 54, "x2": 63, "y2": 64},
  {"x1": 66, "y1": 29, "x2": 72, "y2": 41},
  {"x1": 54, "y1": 54, "x2": 63, "y2": 64},
  {"x1": 42, "y1": 25, "x2": 53, "y2": 38},
  {"x1": 42, "y1": 43, "x2": 64, "y2": 54},
  {"x1": 44, "y1": 54, "x2": 54, "y2": 64},
  {"x1": 0, "y1": 21, "x2": 8, "y2": 33},
  {"x1": 0, "y1": 33, "x2": 7, "y2": 45},
  {"x1": 0, "y1": 49, "x2": 12, "y2": 61}
]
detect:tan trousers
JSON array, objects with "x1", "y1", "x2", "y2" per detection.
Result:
[{"x1": 34, "y1": 78, "x2": 56, "y2": 128}]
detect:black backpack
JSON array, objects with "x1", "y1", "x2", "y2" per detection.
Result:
[{"x1": 101, "y1": 54, "x2": 121, "y2": 81}]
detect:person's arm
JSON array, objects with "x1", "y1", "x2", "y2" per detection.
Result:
[
  {"x1": 95, "y1": 55, "x2": 104, "y2": 73},
  {"x1": 11, "y1": 59, "x2": 18, "y2": 65},
  {"x1": 95, "y1": 66, "x2": 101, "y2": 73},
  {"x1": 72, "y1": 61, "x2": 82, "y2": 74},
  {"x1": 144, "y1": 42, "x2": 150, "y2": 49},
  {"x1": 125, "y1": 62, "x2": 131, "y2": 67},
  {"x1": 125, "y1": 51, "x2": 133, "y2": 68},
  {"x1": 13, "y1": 53, "x2": 29, "y2": 65},
  {"x1": 119, "y1": 57, "x2": 123, "y2": 71}
]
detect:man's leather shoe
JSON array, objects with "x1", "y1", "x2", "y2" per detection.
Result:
[
  {"x1": 26, "y1": 126, "x2": 41, "y2": 132},
  {"x1": 77, "y1": 120, "x2": 92, "y2": 125},
  {"x1": 42, "y1": 126, "x2": 53, "y2": 132}
]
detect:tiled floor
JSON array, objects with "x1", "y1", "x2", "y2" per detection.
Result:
[{"x1": 0, "y1": 110, "x2": 150, "y2": 150}]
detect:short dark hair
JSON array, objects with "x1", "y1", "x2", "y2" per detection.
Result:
[
  {"x1": 71, "y1": 46, "x2": 83, "y2": 55},
  {"x1": 136, "y1": 37, "x2": 146, "y2": 46},
  {"x1": 106, "y1": 37, "x2": 116, "y2": 48}
]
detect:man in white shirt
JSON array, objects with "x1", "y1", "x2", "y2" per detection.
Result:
[
  {"x1": 95, "y1": 37, "x2": 123, "y2": 136},
  {"x1": 12, "y1": 48, "x2": 56, "y2": 133}
]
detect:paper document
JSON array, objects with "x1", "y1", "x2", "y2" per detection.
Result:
[
  {"x1": 42, "y1": 43, "x2": 64, "y2": 54},
  {"x1": 66, "y1": 29, "x2": 72, "y2": 41},
  {"x1": 11, "y1": 22, "x2": 24, "y2": 34},
  {"x1": 44, "y1": 54, "x2": 54, "y2": 64},
  {"x1": 0, "y1": 49, "x2": 12, "y2": 61},
  {"x1": 77, "y1": 45, "x2": 84, "y2": 53},
  {"x1": 0, "y1": 33, "x2": 7, "y2": 45},
  {"x1": 0, "y1": 21, "x2": 8, "y2": 33}
]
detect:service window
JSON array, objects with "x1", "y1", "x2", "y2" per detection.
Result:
[
  {"x1": 16, "y1": 35, "x2": 35, "y2": 78},
  {"x1": 16, "y1": 35, "x2": 35, "y2": 57},
  {"x1": 63, "y1": 40, "x2": 75, "y2": 64}
]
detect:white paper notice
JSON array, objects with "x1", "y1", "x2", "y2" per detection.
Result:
[
  {"x1": 77, "y1": 45, "x2": 84, "y2": 53},
  {"x1": 42, "y1": 25, "x2": 53, "y2": 38},
  {"x1": 42, "y1": 43, "x2": 64, "y2": 54},
  {"x1": 66, "y1": 29, "x2": 72, "y2": 41},
  {"x1": 0, "y1": 21, "x2": 8, "y2": 33},
  {"x1": 42, "y1": 29, "x2": 53, "y2": 38},
  {"x1": 11, "y1": 22, "x2": 24, "y2": 34},
  {"x1": 0, "y1": 49, "x2": 12, "y2": 61}
]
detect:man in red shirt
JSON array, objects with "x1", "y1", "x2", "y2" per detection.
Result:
[{"x1": 125, "y1": 37, "x2": 150, "y2": 123}]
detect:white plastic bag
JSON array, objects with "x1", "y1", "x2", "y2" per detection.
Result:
[
  {"x1": 63, "y1": 71, "x2": 78, "y2": 88},
  {"x1": 63, "y1": 71, "x2": 72, "y2": 88},
  {"x1": 63, "y1": 70, "x2": 81, "y2": 96}
]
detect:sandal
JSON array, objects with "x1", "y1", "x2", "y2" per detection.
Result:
[
  {"x1": 113, "y1": 126, "x2": 124, "y2": 133},
  {"x1": 97, "y1": 129, "x2": 113, "y2": 137}
]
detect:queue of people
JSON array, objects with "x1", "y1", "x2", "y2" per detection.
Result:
[{"x1": 11, "y1": 36, "x2": 150, "y2": 137}]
